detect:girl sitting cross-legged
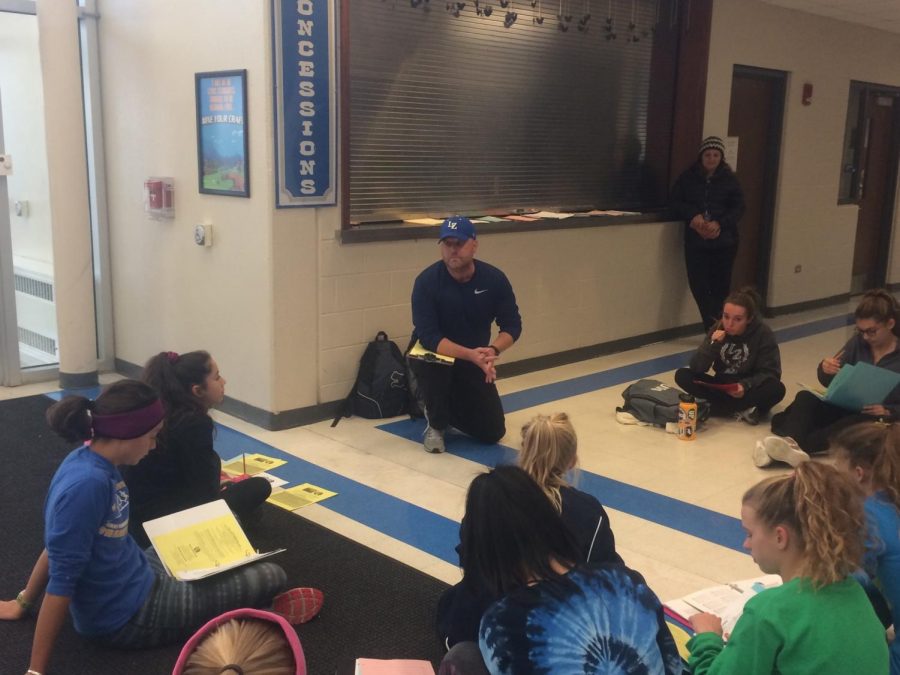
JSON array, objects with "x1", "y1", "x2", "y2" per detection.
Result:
[
  {"x1": 765, "y1": 289, "x2": 900, "y2": 464},
  {"x1": 675, "y1": 286, "x2": 785, "y2": 427},
  {"x1": 123, "y1": 350, "x2": 272, "y2": 547},
  {"x1": 0, "y1": 380, "x2": 321, "y2": 675}
]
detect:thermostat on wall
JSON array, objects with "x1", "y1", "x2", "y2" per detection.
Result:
[{"x1": 194, "y1": 223, "x2": 213, "y2": 247}]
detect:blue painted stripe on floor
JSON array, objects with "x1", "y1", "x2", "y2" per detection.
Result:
[
  {"x1": 577, "y1": 472, "x2": 743, "y2": 552},
  {"x1": 34, "y1": 311, "x2": 852, "y2": 564},
  {"x1": 39, "y1": 392, "x2": 463, "y2": 566},
  {"x1": 771, "y1": 313, "x2": 853, "y2": 343},
  {"x1": 377, "y1": 312, "x2": 855, "y2": 554},
  {"x1": 379, "y1": 416, "x2": 746, "y2": 553},
  {"x1": 211, "y1": 424, "x2": 462, "y2": 565},
  {"x1": 501, "y1": 352, "x2": 694, "y2": 413},
  {"x1": 501, "y1": 314, "x2": 852, "y2": 413},
  {"x1": 45, "y1": 386, "x2": 103, "y2": 401}
]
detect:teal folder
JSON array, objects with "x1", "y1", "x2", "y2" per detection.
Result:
[{"x1": 824, "y1": 362, "x2": 900, "y2": 412}]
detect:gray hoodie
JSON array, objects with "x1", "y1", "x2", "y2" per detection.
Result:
[{"x1": 688, "y1": 319, "x2": 781, "y2": 391}]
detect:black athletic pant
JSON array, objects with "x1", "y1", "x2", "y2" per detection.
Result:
[
  {"x1": 770, "y1": 390, "x2": 874, "y2": 455},
  {"x1": 684, "y1": 244, "x2": 738, "y2": 331},
  {"x1": 674, "y1": 368, "x2": 786, "y2": 417},
  {"x1": 409, "y1": 357, "x2": 505, "y2": 444},
  {"x1": 129, "y1": 476, "x2": 272, "y2": 548}
]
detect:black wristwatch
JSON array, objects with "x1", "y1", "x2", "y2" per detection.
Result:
[{"x1": 488, "y1": 345, "x2": 500, "y2": 356}]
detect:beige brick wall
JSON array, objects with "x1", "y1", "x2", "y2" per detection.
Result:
[{"x1": 316, "y1": 221, "x2": 698, "y2": 404}]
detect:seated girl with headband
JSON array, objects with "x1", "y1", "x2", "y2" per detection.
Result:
[
  {"x1": 172, "y1": 608, "x2": 306, "y2": 675},
  {"x1": 123, "y1": 350, "x2": 271, "y2": 547},
  {"x1": 1, "y1": 380, "x2": 321, "y2": 675}
]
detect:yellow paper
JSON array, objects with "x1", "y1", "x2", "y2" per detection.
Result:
[
  {"x1": 268, "y1": 483, "x2": 337, "y2": 511},
  {"x1": 403, "y1": 217, "x2": 443, "y2": 225},
  {"x1": 665, "y1": 619, "x2": 693, "y2": 661},
  {"x1": 222, "y1": 453, "x2": 287, "y2": 476},
  {"x1": 152, "y1": 514, "x2": 255, "y2": 575},
  {"x1": 407, "y1": 340, "x2": 455, "y2": 365}
]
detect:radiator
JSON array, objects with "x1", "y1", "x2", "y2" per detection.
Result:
[{"x1": 13, "y1": 267, "x2": 58, "y2": 359}]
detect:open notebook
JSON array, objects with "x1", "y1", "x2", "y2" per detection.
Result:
[
  {"x1": 666, "y1": 574, "x2": 782, "y2": 638},
  {"x1": 143, "y1": 499, "x2": 284, "y2": 581}
]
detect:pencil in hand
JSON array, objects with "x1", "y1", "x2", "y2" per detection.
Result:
[{"x1": 709, "y1": 319, "x2": 723, "y2": 344}]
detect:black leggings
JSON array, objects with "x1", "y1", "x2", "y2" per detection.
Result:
[
  {"x1": 770, "y1": 390, "x2": 874, "y2": 454},
  {"x1": 130, "y1": 476, "x2": 272, "y2": 548},
  {"x1": 674, "y1": 368, "x2": 785, "y2": 417},
  {"x1": 684, "y1": 244, "x2": 737, "y2": 331}
]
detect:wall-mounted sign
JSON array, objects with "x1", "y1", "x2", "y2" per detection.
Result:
[
  {"x1": 195, "y1": 70, "x2": 249, "y2": 197},
  {"x1": 272, "y1": 0, "x2": 337, "y2": 207}
]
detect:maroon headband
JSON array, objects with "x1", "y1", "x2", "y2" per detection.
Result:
[{"x1": 91, "y1": 399, "x2": 165, "y2": 440}]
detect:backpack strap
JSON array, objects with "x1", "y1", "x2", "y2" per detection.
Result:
[{"x1": 330, "y1": 390, "x2": 354, "y2": 427}]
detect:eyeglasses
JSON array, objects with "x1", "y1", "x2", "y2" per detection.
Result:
[{"x1": 856, "y1": 325, "x2": 883, "y2": 337}]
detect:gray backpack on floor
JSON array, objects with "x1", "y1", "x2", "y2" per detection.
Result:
[{"x1": 617, "y1": 379, "x2": 710, "y2": 428}]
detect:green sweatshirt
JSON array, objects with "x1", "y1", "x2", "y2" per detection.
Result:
[{"x1": 687, "y1": 577, "x2": 888, "y2": 675}]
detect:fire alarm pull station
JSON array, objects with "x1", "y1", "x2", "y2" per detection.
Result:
[{"x1": 144, "y1": 177, "x2": 175, "y2": 219}]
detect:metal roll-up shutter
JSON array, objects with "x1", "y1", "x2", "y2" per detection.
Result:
[{"x1": 349, "y1": 1, "x2": 658, "y2": 224}]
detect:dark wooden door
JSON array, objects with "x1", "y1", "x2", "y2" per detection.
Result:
[
  {"x1": 853, "y1": 92, "x2": 897, "y2": 291},
  {"x1": 727, "y1": 67, "x2": 786, "y2": 305}
]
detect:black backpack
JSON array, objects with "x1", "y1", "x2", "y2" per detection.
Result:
[
  {"x1": 331, "y1": 332, "x2": 410, "y2": 426},
  {"x1": 617, "y1": 378, "x2": 710, "y2": 428}
]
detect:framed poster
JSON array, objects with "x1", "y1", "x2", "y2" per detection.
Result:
[{"x1": 195, "y1": 69, "x2": 249, "y2": 197}]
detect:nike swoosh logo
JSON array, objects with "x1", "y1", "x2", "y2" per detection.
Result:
[{"x1": 474, "y1": 289, "x2": 488, "y2": 294}]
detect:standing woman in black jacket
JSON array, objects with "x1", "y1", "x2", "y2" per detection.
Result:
[{"x1": 671, "y1": 136, "x2": 746, "y2": 330}]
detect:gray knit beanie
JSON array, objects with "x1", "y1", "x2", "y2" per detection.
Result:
[{"x1": 699, "y1": 136, "x2": 725, "y2": 157}]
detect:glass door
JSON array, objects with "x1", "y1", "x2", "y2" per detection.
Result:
[{"x1": 0, "y1": 8, "x2": 58, "y2": 384}]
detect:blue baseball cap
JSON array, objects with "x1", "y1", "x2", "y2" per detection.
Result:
[{"x1": 438, "y1": 215, "x2": 476, "y2": 242}]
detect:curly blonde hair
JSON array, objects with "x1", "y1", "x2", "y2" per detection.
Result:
[
  {"x1": 742, "y1": 462, "x2": 866, "y2": 588},
  {"x1": 518, "y1": 413, "x2": 577, "y2": 512},
  {"x1": 183, "y1": 619, "x2": 294, "y2": 675}
]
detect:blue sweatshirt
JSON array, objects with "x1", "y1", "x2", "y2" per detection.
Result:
[
  {"x1": 865, "y1": 493, "x2": 900, "y2": 674},
  {"x1": 45, "y1": 446, "x2": 154, "y2": 636},
  {"x1": 411, "y1": 259, "x2": 522, "y2": 352}
]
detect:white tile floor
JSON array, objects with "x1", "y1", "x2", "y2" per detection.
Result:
[{"x1": 0, "y1": 300, "x2": 856, "y2": 604}]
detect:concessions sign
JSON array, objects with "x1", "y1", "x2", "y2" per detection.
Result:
[{"x1": 272, "y1": 0, "x2": 337, "y2": 207}]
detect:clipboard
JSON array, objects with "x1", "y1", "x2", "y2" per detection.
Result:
[
  {"x1": 143, "y1": 500, "x2": 284, "y2": 581},
  {"x1": 407, "y1": 340, "x2": 455, "y2": 366},
  {"x1": 692, "y1": 380, "x2": 741, "y2": 395}
]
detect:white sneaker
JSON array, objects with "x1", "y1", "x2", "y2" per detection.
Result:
[
  {"x1": 423, "y1": 425, "x2": 445, "y2": 454},
  {"x1": 615, "y1": 410, "x2": 651, "y2": 426},
  {"x1": 763, "y1": 436, "x2": 810, "y2": 467},
  {"x1": 753, "y1": 440, "x2": 774, "y2": 468}
]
